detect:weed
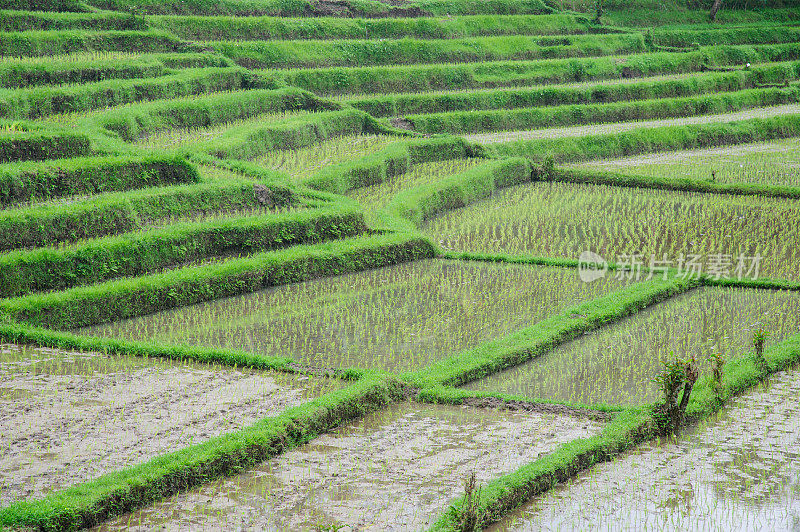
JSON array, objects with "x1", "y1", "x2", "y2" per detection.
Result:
[
  {"x1": 652, "y1": 354, "x2": 698, "y2": 434},
  {"x1": 460, "y1": 472, "x2": 482, "y2": 532}
]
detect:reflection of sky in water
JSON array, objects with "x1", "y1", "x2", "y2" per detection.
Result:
[{"x1": 490, "y1": 370, "x2": 800, "y2": 531}]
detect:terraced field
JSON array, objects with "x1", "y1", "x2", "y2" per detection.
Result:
[{"x1": 1, "y1": 0, "x2": 800, "y2": 530}]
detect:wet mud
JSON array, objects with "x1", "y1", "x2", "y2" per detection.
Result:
[
  {"x1": 94, "y1": 402, "x2": 603, "y2": 531},
  {"x1": 490, "y1": 370, "x2": 800, "y2": 531},
  {"x1": 0, "y1": 344, "x2": 341, "y2": 505}
]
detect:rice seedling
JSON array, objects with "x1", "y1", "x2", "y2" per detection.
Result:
[
  {"x1": 78, "y1": 259, "x2": 628, "y2": 373},
  {"x1": 464, "y1": 286, "x2": 800, "y2": 406},
  {"x1": 253, "y1": 134, "x2": 401, "y2": 182},
  {"x1": 423, "y1": 181, "x2": 800, "y2": 281},
  {"x1": 3, "y1": 3, "x2": 800, "y2": 529},
  {"x1": 88, "y1": 402, "x2": 601, "y2": 531},
  {"x1": 575, "y1": 136, "x2": 800, "y2": 187}
]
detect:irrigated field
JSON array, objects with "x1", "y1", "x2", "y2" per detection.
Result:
[{"x1": 1, "y1": 0, "x2": 800, "y2": 530}]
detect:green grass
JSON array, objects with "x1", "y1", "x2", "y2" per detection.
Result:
[
  {"x1": 2, "y1": 4, "x2": 800, "y2": 530},
  {"x1": 0, "y1": 67, "x2": 249, "y2": 120},
  {"x1": 0, "y1": 205, "x2": 365, "y2": 298},
  {"x1": 485, "y1": 112, "x2": 800, "y2": 163},
  {"x1": 0, "y1": 154, "x2": 198, "y2": 207},
  {"x1": 0, "y1": 177, "x2": 290, "y2": 251},
  {"x1": 212, "y1": 33, "x2": 646, "y2": 70},
  {"x1": 0, "y1": 233, "x2": 435, "y2": 330},
  {"x1": 405, "y1": 86, "x2": 800, "y2": 135},
  {"x1": 0, "y1": 54, "x2": 165, "y2": 88},
  {"x1": 279, "y1": 43, "x2": 800, "y2": 95},
  {"x1": 0, "y1": 30, "x2": 188, "y2": 58},
  {"x1": 153, "y1": 13, "x2": 595, "y2": 41},
  {"x1": 346, "y1": 64, "x2": 800, "y2": 117}
]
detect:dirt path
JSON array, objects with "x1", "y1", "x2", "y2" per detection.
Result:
[
  {"x1": 0, "y1": 344, "x2": 341, "y2": 505},
  {"x1": 489, "y1": 369, "x2": 800, "y2": 531},
  {"x1": 93, "y1": 402, "x2": 602, "y2": 531},
  {"x1": 466, "y1": 103, "x2": 800, "y2": 144}
]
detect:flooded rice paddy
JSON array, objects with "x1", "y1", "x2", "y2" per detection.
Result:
[
  {"x1": 423, "y1": 181, "x2": 800, "y2": 281},
  {"x1": 0, "y1": 344, "x2": 341, "y2": 505},
  {"x1": 489, "y1": 369, "x2": 800, "y2": 531},
  {"x1": 93, "y1": 402, "x2": 602, "y2": 531},
  {"x1": 79, "y1": 259, "x2": 629, "y2": 373},
  {"x1": 466, "y1": 286, "x2": 800, "y2": 406},
  {"x1": 133, "y1": 109, "x2": 313, "y2": 149},
  {"x1": 575, "y1": 136, "x2": 800, "y2": 187},
  {"x1": 254, "y1": 134, "x2": 401, "y2": 182},
  {"x1": 465, "y1": 103, "x2": 800, "y2": 144}
]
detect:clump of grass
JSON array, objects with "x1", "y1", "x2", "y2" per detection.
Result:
[
  {"x1": 460, "y1": 472, "x2": 482, "y2": 532},
  {"x1": 707, "y1": 349, "x2": 725, "y2": 403},
  {"x1": 753, "y1": 328, "x2": 769, "y2": 374},
  {"x1": 652, "y1": 354, "x2": 698, "y2": 434}
]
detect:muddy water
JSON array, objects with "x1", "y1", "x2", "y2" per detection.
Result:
[
  {"x1": 94, "y1": 402, "x2": 602, "y2": 531},
  {"x1": 490, "y1": 369, "x2": 800, "y2": 531},
  {"x1": 79, "y1": 259, "x2": 628, "y2": 374},
  {"x1": 0, "y1": 344, "x2": 342, "y2": 505},
  {"x1": 465, "y1": 286, "x2": 800, "y2": 406}
]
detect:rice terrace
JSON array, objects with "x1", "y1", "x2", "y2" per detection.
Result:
[{"x1": 1, "y1": 0, "x2": 800, "y2": 527}]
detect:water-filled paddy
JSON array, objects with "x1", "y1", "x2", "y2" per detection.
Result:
[
  {"x1": 465, "y1": 286, "x2": 800, "y2": 406},
  {"x1": 0, "y1": 344, "x2": 341, "y2": 505},
  {"x1": 133, "y1": 109, "x2": 312, "y2": 149},
  {"x1": 423, "y1": 181, "x2": 800, "y2": 281},
  {"x1": 254, "y1": 134, "x2": 401, "y2": 181},
  {"x1": 93, "y1": 402, "x2": 602, "y2": 531},
  {"x1": 79, "y1": 259, "x2": 628, "y2": 373},
  {"x1": 574, "y1": 136, "x2": 800, "y2": 187},
  {"x1": 488, "y1": 369, "x2": 800, "y2": 531}
]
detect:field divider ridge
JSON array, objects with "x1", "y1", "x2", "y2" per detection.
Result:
[
  {"x1": 346, "y1": 62, "x2": 800, "y2": 118},
  {"x1": 0, "y1": 203, "x2": 368, "y2": 298},
  {"x1": 426, "y1": 330, "x2": 800, "y2": 531},
  {"x1": 550, "y1": 165, "x2": 800, "y2": 200},
  {"x1": 482, "y1": 111, "x2": 800, "y2": 163},
  {"x1": 277, "y1": 42, "x2": 800, "y2": 96},
  {"x1": 405, "y1": 85, "x2": 800, "y2": 135},
  {"x1": 0, "y1": 153, "x2": 199, "y2": 208},
  {"x1": 402, "y1": 275, "x2": 698, "y2": 389},
  {"x1": 0, "y1": 372, "x2": 405, "y2": 532},
  {"x1": 0, "y1": 232, "x2": 436, "y2": 330},
  {"x1": 0, "y1": 175, "x2": 295, "y2": 251}
]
